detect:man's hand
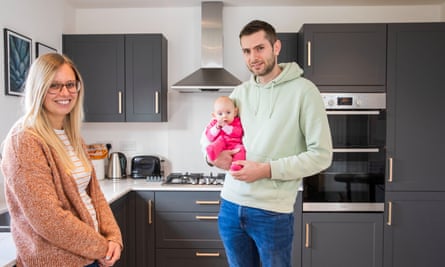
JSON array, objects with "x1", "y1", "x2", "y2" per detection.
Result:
[
  {"x1": 230, "y1": 160, "x2": 271, "y2": 183},
  {"x1": 209, "y1": 148, "x2": 240, "y2": 170}
]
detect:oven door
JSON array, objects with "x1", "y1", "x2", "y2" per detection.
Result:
[{"x1": 303, "y1": 108, "x2": 386, "y2": 212}]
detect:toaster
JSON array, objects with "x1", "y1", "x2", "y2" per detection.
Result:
[{"x1": 131, "y1": 155, "x2": 161, "y2": 178}]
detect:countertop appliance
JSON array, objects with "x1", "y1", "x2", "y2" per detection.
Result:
[
  {"x1": 303, "y1": 93, "x2": 386, "y2": 212},
  {"x1": 163, "y1": 172, "x2": 225, "y2": 185},
  {"x1": 107, "y1": 152, "x2": 127, "y2": 179},
  {"x1": 131, "y1": 155, "x2": 162, "y2": 180}
]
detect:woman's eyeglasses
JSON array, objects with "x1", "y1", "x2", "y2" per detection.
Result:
[{"x1": 47, "y1": 80, "x2": 81, "y2": 94}]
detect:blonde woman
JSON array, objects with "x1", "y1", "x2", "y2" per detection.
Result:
[{"x1": 1, "y1": 53, "x2": 122, "y2": 267}]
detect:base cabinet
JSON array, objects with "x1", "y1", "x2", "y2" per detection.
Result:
[
  {"x1": 110, "y1": 193, "x2": 135, "y2": 267},
  {"x1": 384, "y1": 192, "x2": 445, "y2": 267},
  {"x1": 156, "y1": 249, "x2": 227, "y2": 267},
  {"x1": 155, "y1": 191, "x2": 227, "y2": 266},
  {"x1": 302, "y1": 213, "x2": 383, "y2": 267},
  {"x1": 134, "y1": 191, "x2": 156, "y2": 267}
]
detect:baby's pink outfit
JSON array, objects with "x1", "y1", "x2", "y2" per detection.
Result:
[{"x1": 205, "y1": 117, "x2": 246, "y2": 171}]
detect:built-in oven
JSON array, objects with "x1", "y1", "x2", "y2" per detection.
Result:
[{"x1": 303, "y1": 93, "x2": 386, "y2": 212}]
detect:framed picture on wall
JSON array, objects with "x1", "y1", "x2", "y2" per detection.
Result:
[
  {"x1": 36, "y1": 42, "x2": 57, "y2": 58},
  {"x1": 4, "y1": 28, "x2": 32, "y2": 96}
]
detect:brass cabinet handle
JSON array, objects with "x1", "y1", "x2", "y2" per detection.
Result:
[
  {"x1": 307, "y1": 41, "x2": 312, "y2": 67},
  {"x1": 305, "y1": 223, "x2": 310, "y2": 248},
  {"x1": 118, "y1": 91, "x2": 123, "y2": 114},
  {"x1": 195, "y1": 200, "x2": 220, "y2": 205},
  {"x1": 195, "y1": 252, "x2": 220, "y2": 257},
  {"x1": 388, "y1": 157, "x2": 393, "y2": 182},
  {"x1": 387, "y1": 201, "x2": 392, "y2": 226},
  {"x1": 195, "y1": 215, "x2": 218, "y2": 220},
  {"x1": 155, "y1": 91, "x2": 159, "y2": 114},
  {"x1": 148, "y1": 199, "x2": 153, "y2": 225}
]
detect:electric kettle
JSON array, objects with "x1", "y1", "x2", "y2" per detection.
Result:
[{"x1": 107, "y1": 152, "x2": 127, "y2": 179}]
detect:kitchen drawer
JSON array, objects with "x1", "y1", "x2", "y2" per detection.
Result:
[
  {"x1": 156, "y1": 248, "x2": 228, "y2": 267},
  {"x1": 156, "y1": 211, "x2": 222, "y2": 248},
  {"x1": 155, "y1": 191, "x2": 221, "y2": 212}
]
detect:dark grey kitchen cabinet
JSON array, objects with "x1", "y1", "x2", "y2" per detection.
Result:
[
  {"x1": 386, "y1": 22, "x2": 445, "y2": 192},
  {"x1": 155, "y1": 191, "x2": 228, "y2": 266},
  {"x1": 110, "y1": 192, "x2": 135, "y2": 267},
  {"x1": 302, "y1": 213, "x2": 383, "y2": 267},
  {"x1": 134, "y1": 191, "x2": 156, "y2": 267},
  {"x1": 384, "y1": 192, "x2": 445, "y2": 267},
  {"x1": 62, "y1": 34, "x2": 167, "y2": 122},
  {"x1": 277, "y1": 32, "x2": 298, "y2": 63},
  {"x1": 298, "y1": 23, "x2": 386, "y2": 92},
  {"x1": 384, "y1": 22, "x2": 445, "y2": 267}
]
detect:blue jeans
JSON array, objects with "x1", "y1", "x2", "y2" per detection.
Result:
[{"x1": 218, "y1": 198, "x2": 294, "y2": 267}]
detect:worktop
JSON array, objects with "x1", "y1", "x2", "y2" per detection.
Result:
[{"x1": 0, "y1": 178, "x2": 222, "y2": 267}]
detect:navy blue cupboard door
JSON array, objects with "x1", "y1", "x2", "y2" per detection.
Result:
[
  {"x1": 63, "y1": 34, "x2": 125, "y2": 122},
  {"x1": 125, "y1": 34, "x2": 167, "y2": 122},
  {"x1": 298, "y1": 23, "x2": 387, "y2": 92},
  {"x1": 386, "y1": 22, "x2": 445, "y2": 192}
]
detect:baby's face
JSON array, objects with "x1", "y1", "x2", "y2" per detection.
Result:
[{"x1": 213, "y1": 101, "x2": 237, "y2": 124}]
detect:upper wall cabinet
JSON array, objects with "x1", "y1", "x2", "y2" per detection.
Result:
[
  {"x1": 63, "y1": 34, "x2": 168, "y2": 122},
  {"x1": 277, "y1": 32, "x2": 298, "y2": 64},
  {"x1": 298, "y1": 24, "x2": 387, "y2": 92}
]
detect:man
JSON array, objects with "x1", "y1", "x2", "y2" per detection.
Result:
[{"x1": 201, "y1": 20, "x2": 332, "y2": 267}]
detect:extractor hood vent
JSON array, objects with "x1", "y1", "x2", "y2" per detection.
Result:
[{"x1": 172, "y1": 1, "x2": 241, "y2": 92}]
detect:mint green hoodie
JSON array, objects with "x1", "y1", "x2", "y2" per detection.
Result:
[{"x1": 223, "y1": 62, "x2": 332, "y2": 213}]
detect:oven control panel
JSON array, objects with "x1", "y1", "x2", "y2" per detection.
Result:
[{"x1": 321, "y1": 93, "x2": 386, "y2": 109}]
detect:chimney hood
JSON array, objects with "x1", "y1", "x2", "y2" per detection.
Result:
[{"x1": 172, "y1": 1, "x2": 242, "y2": 92}]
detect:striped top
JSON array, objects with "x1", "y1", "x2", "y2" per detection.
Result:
[{"x1": 55, "y1": 129, "x2": 98, "y2": 231}]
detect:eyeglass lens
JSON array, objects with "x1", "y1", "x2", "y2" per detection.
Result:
[{"x1": 48, "y1": 80, "x2": 80, "y2": 93}]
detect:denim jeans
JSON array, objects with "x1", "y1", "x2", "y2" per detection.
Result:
[{"x1": 218, "y1": 198, "x2": 294, "y2": 267}]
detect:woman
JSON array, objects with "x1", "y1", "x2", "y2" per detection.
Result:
[{"x1": 1, "y1": 53, "x2": 122, "y2": 267}]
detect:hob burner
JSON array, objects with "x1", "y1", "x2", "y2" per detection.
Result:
[{"x1": 163, "y1": 172, "x2": 225, "y2": 185}]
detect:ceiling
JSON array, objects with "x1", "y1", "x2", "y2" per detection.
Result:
[{"x1": 66, "y1": 0, "x2": 445, "y2": 9}]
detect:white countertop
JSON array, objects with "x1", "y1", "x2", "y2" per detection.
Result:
[{"x1": 0, "y1": 178, "x2": 222, "y2": 267}]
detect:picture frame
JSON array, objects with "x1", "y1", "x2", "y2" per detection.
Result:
[
  {"x1": 36, "y1": 42, "x2": 57, "y2": 58},
  {"x1": 4, "y1": 28, "x2": 32, "y2": 96}
]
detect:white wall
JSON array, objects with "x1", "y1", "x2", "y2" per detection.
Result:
[
  {"x1": 1, "y1": 1, "x2": 444, "y2": 178},
  {"x1": 0, "y1": 0, "x2": 75, "y2": 185}
]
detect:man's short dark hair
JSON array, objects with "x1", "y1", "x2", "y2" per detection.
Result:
[{"x1": 239, "y1": 20, "x2": 277, "y2": 46}]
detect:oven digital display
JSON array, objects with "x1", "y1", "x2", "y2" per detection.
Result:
[{"x1": 337, "y1": 97, "x2": 353, "y2": 106}]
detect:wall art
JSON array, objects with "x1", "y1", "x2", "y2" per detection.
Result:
[
  {"x1": 4, "y1": 28, "x2": 32, "y2": 96},
  {"x1": 36, "y1": 42, "x2": 57, "y2": 58}
]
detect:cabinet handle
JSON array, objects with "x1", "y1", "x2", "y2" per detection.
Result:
[
  {"x1": 195, "y1": 252, "x2": 220, "y2": 257},
  {"x1": 148, "y1": 199, "x2": 153, "y2": 225},
  {"x1": 387, "y1": 201, "x2": 392, "y2": 226},
  {"x1": 195, "y1": 200, "x2": 220, "y2": 205},
  {"x1": 305, "y1": 223, "x2": 311, "y2": 248},
  {"x1": 118, "y1": 91, "x2": 123, "y2": 114},
  {"x1": 388, "y1": 157, "x2": 393, "y2": 182},
  {"x1": 155, "y1": 91, "x2": 159, "y2": 114},
  {"x1": 195, "y1": 215, "x2": 218, "y2": 220},
  {"x1": 307, "y1": 41, "x2": 312, "y2": 67}
]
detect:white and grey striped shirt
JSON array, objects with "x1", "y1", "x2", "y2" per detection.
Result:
[{"x1": 55, "y1": 129, "x2": 98, "y2": 231}]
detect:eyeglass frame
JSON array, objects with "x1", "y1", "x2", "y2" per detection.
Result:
[{"x1": 47, "y1": 80, "x2": 81, "y2": 94}]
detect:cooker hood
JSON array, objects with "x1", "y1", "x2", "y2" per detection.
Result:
[{"x1": 171, "y1": 1, "x2": 241, "y2": 92}]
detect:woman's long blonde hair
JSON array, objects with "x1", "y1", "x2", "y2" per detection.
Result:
[{"x1": 19, "y1": 53, "x2": 90, "y2": 172}]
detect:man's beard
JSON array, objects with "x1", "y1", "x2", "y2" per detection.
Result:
[{"x1": 248, "y1": 56, "x2": 276, "y2": 78}]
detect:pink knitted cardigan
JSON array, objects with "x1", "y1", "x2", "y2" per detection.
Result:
[{"x1": 1, "y1": 127, "x2": 122, "y2": 266}]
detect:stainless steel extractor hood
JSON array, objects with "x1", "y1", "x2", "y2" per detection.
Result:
[{"x1": 171, "y1": 1, "x2": 242, "y2": 92}]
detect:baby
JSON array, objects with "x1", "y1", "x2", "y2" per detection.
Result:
[{"x1": 205, "y1": 96, "x2": 246, "y2": 171}]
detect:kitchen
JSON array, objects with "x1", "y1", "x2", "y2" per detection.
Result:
[{"x1": 1, "y1": 0, "x2": 445, "y2": 266}]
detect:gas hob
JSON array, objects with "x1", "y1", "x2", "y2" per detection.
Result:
[{"x1": 163, "y1": 172, "x2": 225, "y2": 185}]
